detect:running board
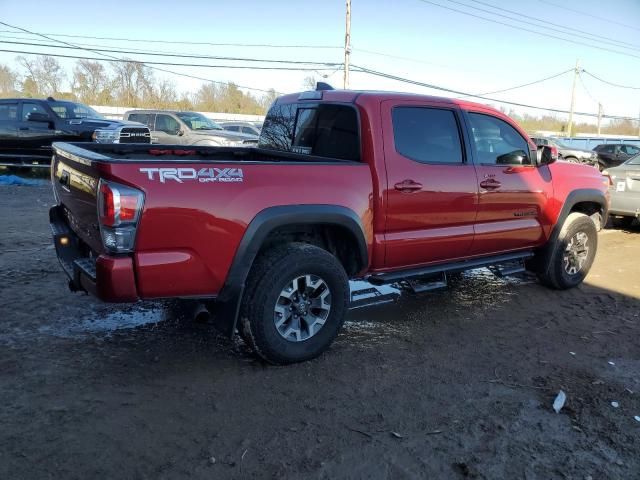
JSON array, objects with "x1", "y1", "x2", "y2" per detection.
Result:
[
  {"x1": 368, "y1": 252, "x2": 534, "y2": 286},
  {"x1": 349, "y1": 281, "x2": 400, "y2": 310},
  {"x1": 488, "y1": 259, "x2": 527, "y2": 277},
  {"x1": 407, "y1": 272, "x2": 448, "y2": 293}
]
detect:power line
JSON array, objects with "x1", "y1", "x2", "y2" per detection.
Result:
[
  {"x1": 0, "y1": 48, "x2": 340, "y2": 71},
  {"x1": 461, "y1": 69, "x2": 573, "y2": 97},
  {"x1": 582, "y1": 71, "x2": 640, "y2": 90},
  {"x1": 0, "y1": 39, "x2": 342, "y2": 66},
  {"x1": 539, "y1": 0, "x2": 640, "y2": 33},
  {"x1": 415, "y1": 0, "x2": 640, "y2": 61},
  {"x1": 0, "y1": 21, "x2": 291, "y2": 95},
  {"x1": 577, "y1": 72, "x2": 600, "y2": 105},
  {"x1": 351, "y1": 64, "x2": 637, "y2": 120},
  {"x1": 0, "y1": 29, "x2": 342, "y2": 49},
  {"x1": 464, "y1": 0, "x2": 640, "y2": 51}
]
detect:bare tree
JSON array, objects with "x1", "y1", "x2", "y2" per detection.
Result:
[
  {"x1": 260, "y1": 88, "x2": 279, "y2": 111},
  {"x1": 303, "y1": 75, "x2": 318, "y2": 90},
  {"x1": 0, "y1": 64, "x2": 18, "y2": 96},
  {"x1": 16, "y1": 55, "x2": 65, "y2": 96},
  {"x1": 72, "y1": 60, "x2": 112, "y2": 104},
  {"x1": 109, "y1": 61, "x2": 156, "y2": 106}
]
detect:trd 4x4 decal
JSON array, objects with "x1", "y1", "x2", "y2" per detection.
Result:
[{"x1": 140, "y1": 167, "x2": 244, "y2": 183}]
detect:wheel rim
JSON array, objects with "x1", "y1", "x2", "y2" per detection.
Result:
[
  {"x1": 273, "y1": 274, "x2": 331, "y2": 342},
  {"x1": 563, "y1": 231, "x2": 590, "y2": 275}
]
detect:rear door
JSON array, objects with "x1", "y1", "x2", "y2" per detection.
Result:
[
  {"x1": 465, "y1": 111, "x2": 551, "y2": 254},
  {"x1": 0, "y1": 101, "x2": 20, "y2": 159},
  {"x1": 382, "y1": 101, "x2": 479, "y2": 267},
  {"x1": 17, "y1": 101, "x2": 56, "y2": 159}
]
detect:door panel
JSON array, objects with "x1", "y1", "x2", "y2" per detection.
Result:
[
  {"x1": 18, "y1": 102, "x2": 56, "y2": 158},
  {"x1": 382, "y1": 101, "x2": 479, "y2": 268},
  {"x1": 465, "y1": 111, "x2": 551, "y2": 254}
]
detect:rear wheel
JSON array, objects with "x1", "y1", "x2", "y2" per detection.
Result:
[
  {"x1": 611, "y1": 216, "x2": 634, "y2": 229},
  {"x1": 240, "y1": 243, "x2": 349, "y2": 365},
  {"x1": 537, "y1": 212, "x2": 597, "y2": 289}
]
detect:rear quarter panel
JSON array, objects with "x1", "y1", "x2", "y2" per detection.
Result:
[{"x1": 102, "y1": 161, "x2": 373, "y2": 298}]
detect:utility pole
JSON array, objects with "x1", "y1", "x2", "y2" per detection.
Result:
[
  {"x1": 567, "y1": 59, "x2": 580, "y2": 138},
  {"x1": 343, "y1": 0, "x2": 351, "y2": 89},
  {"x1": 597, "y1": 103, "x2": 603, "y2": 136}
]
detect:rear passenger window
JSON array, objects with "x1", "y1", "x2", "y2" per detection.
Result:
[
  {"x1": 128, "y1": 113, "x2": 154, "y2": 129},
  {"x1": 0, "y1": 103, "x2": 18, "y2": 121},
  {"x1": 392, "y1": 107, "x2": 464, "y2": 164},
  {"x1": 468, "y1": 113, "x2": 531, "y2": 165},
  {"x1": 259, "y1": 103, "x2": 359, "y2": 161}
]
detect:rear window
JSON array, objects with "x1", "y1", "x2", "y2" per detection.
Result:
[
  {"x1": 259, "y1": 103, "x2": 359, "y2": 161},
  {"x1": 0, "y1": 102, "x2": 18, "y2": 121},
  {"x1": 128, "y1": 113, "x2": 154, "y2": 128},
  {"x1": 392, "y1": 107, "x2": 464, "y2": 164}
]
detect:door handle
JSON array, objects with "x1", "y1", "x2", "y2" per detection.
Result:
[
  {"x1": 394, "y1": 179, "x2": 423, "y2": 192},
  {"x1": 19, "y1": 127, "x2": 29, "y2": 131},
  {"x1": 480, "y1": 179, "x2": 501, "y2": 190}
]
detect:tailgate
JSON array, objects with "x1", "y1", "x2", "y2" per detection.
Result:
[{"x1": 51, "y1": 145, "x2": 103, "y2": 253}]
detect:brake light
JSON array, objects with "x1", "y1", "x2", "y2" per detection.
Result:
[
  {"x1": 549, "y1": 145, "x2": 559, "y2": 160},
  {"x1": 99, "y1": 182, "x2": 116, "y2": 226},
  {"x1": 97, "y1": 179, "x2": 144, "y2": 253}
]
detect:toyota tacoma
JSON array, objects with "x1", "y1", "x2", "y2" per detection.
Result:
[{"x1": 49, "y1": 85, "x2": 609, "y2": 364}]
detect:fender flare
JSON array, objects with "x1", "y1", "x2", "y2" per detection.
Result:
[
  {"x1": 213, "y1": 205, "x2": 368, "y2": 337},
  {"x1": 532, "y1": 188, "x2": 608, "y2": 275}
]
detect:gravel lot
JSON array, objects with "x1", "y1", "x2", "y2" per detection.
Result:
[{"x1": 1, "y1": 182, "x2": 639, "y2": 479}]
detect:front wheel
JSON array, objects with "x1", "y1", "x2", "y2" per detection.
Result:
[
  {"x1": 240, "y1": 243, "x2": 350, "y2": 365},
  {"x1": 537, "y1": 212, "x2": 598, "y2": 289}
]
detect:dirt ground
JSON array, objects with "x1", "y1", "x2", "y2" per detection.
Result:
[{"x1": 1, "y1": 182, "x2": 639, "y2": 480}]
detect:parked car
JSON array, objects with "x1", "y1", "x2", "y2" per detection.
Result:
[
  {"x1": 123, "y1": 110, "x2": 258, "y2": 146},
  {"x1": 49, "y1": 86, "x2": 608, "y2": 364},
  {"x1": 603, "y1": 154, "x2": 640, "y2": 228},
  {"x1": 593, "y1": 143, "x2": 640, "y2": 170},
  {"x1": 0, "y1": 97, "x2": 150, "y2": 167},
  {"x1": 221, "y1": 121, "x2": 262, "y2": 136},
  {"x1": 531, "y1": 137, "x2": 599, "y2": 169}
]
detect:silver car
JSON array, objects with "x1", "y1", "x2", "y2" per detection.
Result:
[{"x1": 604, "y1": 154, "x2": 640, "y2": 228}]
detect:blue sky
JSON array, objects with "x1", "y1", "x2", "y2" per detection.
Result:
[{"x1": 0, "y1": 0, "x2": 639, "y2": 123}]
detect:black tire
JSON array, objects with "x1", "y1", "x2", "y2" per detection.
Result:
[
  {"x1": 564, "y1": 156, "x2": 578, "y2": 164},
  {"x1": 611, "y1": 216, "x2": 634, "y2": 229},
  {"x1": 597, "y1": 162, "x2": 606, "y2": 172},
  {"x1": 239, "y1": 242, "x2": 349, "y2": 365},
  {"x1": 537, "y1": 212, "x2": 598, "y2": 290}
]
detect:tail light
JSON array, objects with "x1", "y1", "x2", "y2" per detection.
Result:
[
  {"x1": 97, "y1": 179, "x2": 144, "y2": 253},
  {"x1": 549, "y1": 145, "x2": 559, "y2": 160}
]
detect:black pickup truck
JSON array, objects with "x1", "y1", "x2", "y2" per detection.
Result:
[{"x1": 0, "y1": 97, "x2": 151, "y2": 168}]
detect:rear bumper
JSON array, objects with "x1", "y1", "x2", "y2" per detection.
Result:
[{"x1": 49, "y1": 206, "x2": 138, "y2": 302}]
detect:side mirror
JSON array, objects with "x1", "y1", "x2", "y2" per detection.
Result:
[
  {"x1": 177, "y1": 129, "x2": 184, "y2": 137},
  {"x1": 27, "y1": 112, "x2": 51, "y2": 123},
  {"x1": 538, "y1": 145, "x2": 557, "y2": 166},
  {"x1": 496, "y1": 150, "x2": 530, "y2": 165}
]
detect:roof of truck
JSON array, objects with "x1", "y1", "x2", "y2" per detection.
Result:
[{"x1": 276, "y1": 89, "x2": 498, "y2": 112}]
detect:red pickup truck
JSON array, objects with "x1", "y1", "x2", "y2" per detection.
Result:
[{"x1": 49, "y1": 86, "x2": 609, "y2": 364}]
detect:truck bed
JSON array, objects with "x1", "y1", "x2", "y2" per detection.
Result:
[
  {"x1": 53, "y1": 142, "x2": 360, "y2": 165},
  {"x1": 50, "y1": 142, "x2": 373, "y2": 301}
]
